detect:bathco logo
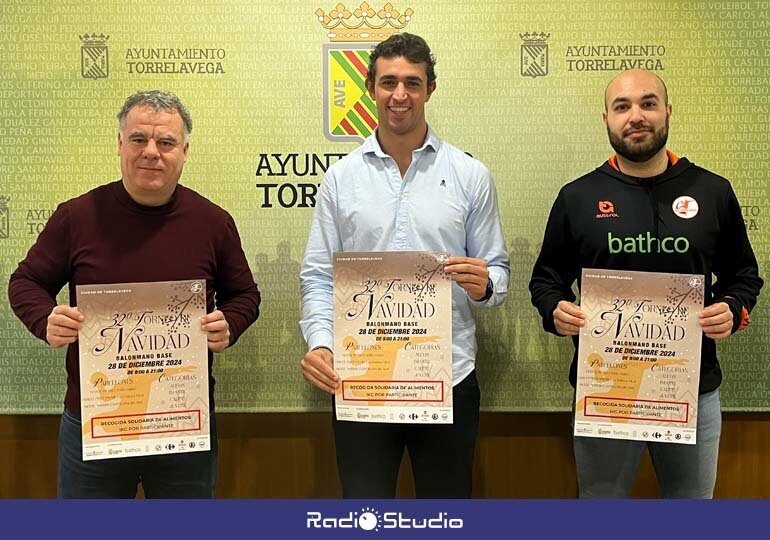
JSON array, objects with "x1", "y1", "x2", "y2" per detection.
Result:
[
  {"x1": 607, "y1": 232, "x2": 690, "y2": 254},
  {"x1": 306, "y1": 506, "x2": 463, "y2": 531}
]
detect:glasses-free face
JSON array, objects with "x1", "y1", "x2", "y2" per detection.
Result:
[
  {"x1": 118, "y1": 105, "x2": 189, "y2": 206},
  {"x1": 367, "y1": 56, "x2": 436, "y2": 140},
  {"x1": 603, "y1": 70, "x2": 672, "y2": 164}
]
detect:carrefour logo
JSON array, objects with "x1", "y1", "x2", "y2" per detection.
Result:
[
  {"x1": 607, "y1": 232, "x2": 689, "y2": 254},
  {"x1": 306, "y1": 507, "x2": 463, "y2": 530}
]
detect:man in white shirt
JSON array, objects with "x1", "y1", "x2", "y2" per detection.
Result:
[{"x1": 299, "y1": 33, "x2": 510, "y2": 498}]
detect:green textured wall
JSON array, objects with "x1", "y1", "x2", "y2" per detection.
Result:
[{"x1": 1, "y1": 0, "x2": 768, "y2": 412}]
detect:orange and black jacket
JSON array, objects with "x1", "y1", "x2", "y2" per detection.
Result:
[{"x1": 529, "y1": 154, "x2": 763, "y2": 394}]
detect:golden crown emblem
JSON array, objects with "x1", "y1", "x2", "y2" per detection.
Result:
[
  {"x1": 519, "y1": 32, "x2": 550, "y2": 43},
  {"x1": 79, "y1": 33, "x2": 109, "y2": 44},
  {"x1": 316, "y1": 2, "x2": 413, "y2": 42}
]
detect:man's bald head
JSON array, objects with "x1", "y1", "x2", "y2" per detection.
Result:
[{"x1": 604, "y1": 69, "x2": 669, "y2": 111}]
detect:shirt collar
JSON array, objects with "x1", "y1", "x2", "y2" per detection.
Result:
[
  {"x1": 362, "y1": 126, "x2": 440, "y2": 158},
  {"x1": 608, "y1": 150, "x2": 680, "y2": 172}
]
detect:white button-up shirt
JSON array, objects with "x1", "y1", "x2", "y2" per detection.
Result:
[{"x1": 300, "y1": 128, "x2": 510, "y2": 386}]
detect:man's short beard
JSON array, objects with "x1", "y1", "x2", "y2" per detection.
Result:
[{"x1": 608, "y1": 121, "x2": 669, "y2": 163}]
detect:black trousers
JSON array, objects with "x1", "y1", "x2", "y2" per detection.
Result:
[{"x1": 332, "y1": 370, "x2": 480, "y2": 498}]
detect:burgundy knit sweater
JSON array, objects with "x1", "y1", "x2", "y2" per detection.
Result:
[{"x1": 8, "y1": 180, "x2": 261, "y2": 416}]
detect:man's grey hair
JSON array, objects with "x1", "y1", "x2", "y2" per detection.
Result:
[{"x1": 117, "y1": 90, "x2": 192, "y2": 142}]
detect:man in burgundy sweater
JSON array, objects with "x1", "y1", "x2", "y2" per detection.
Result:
[{"x1": 8, "y1": 90, "x2": 261, "y2": 498}]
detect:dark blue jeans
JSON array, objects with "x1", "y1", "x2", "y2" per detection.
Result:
[
  {"x1": 58, "y1": 409, "x2": 218, "y2": 498},
  {"x1": 332, "y1": 370, "x2": 481, "y2": 498}
]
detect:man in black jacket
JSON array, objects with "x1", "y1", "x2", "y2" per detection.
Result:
[{"x1": 530, "y1": 69, "x2": 763, "y2": 498}]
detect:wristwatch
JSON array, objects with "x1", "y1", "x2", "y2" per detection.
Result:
[{"x1": 480, "y1": 279, "x2": 493, "y2": 302}]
